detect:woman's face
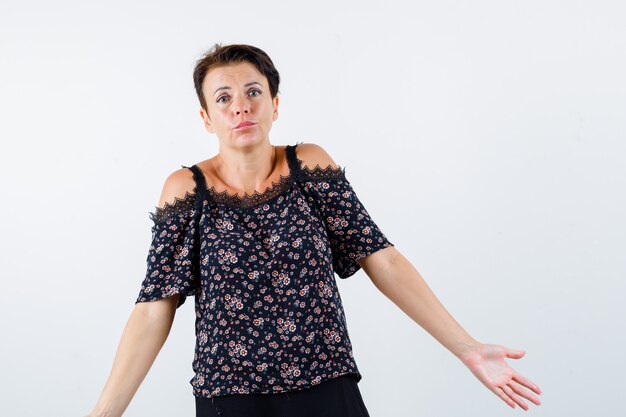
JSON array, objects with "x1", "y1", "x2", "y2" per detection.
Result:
[{"x1": 200, "y1": 61, "x2": 279, "y2": 148}]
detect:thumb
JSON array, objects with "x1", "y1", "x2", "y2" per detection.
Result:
[{"x1": 506, "y1": 348, "x2": 526, "y2": 358}]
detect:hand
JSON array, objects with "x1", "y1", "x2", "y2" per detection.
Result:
[{"x1": 458, "y1": 343, "x2": 542, "y2": 410}]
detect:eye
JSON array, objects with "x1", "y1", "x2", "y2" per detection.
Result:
[{"x1": 216, "y1": 89, "x2": 261, "y2": 104}]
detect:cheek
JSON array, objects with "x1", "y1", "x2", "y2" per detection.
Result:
[{"x1": 213, "y1": 110, "x2": 231, "y2": 126}]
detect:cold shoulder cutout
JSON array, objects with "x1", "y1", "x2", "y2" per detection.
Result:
[
  {"x1": 149, "y1": 166, "x2": 200, "y2": 225},
  {"x1": 288, "y1": 142, "x2": 393, "y2": 278},
  {"x1": 136, "y1": 165, "x2": 206, "y2": 308},
  {"x1": 291, "y1": 142, "x2": 341, "y2": 171}
]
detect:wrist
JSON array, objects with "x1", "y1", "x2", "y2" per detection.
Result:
[
  {"x1": 452, "y1": 338, "x2": 482, "y2": 361},
  {"x1": 90, "y1": 402, "x2": 122, "y2": 417}
]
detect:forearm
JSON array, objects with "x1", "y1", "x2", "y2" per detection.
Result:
[
  {"x1": 364, "y1": 250, "x2": 480, "y2": 359},
  {"x1": 89, "y1": 303, "x2": 175, "y2": 417}
]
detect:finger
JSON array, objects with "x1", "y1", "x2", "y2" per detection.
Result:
[
  {"x1": 509, "y1": 379, "x2": 542, "y2": 406},
  {"x1": 494, "y1": 386, "x2": 516, "y2": 409},
  {"x1": 506, "y1": 348, "x2": 526, "y2": 359},
  {"x1": 512, "y1": 372, "x2": 542, "y2": 395},
  {"x1": 502, "y1": 384, "x2": 529, "y2": 411}
]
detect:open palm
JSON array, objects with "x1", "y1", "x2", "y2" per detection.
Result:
[{"x1": 459, "y1": 343, "x2": 542, "y2": 410}]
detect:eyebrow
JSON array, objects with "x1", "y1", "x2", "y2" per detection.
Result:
[{"x1": 214, "y1": 81, "x2": 263, "y2": 96}]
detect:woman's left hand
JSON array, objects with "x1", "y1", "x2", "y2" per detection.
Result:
[{"x1": 458, "y1": 343, "x2": 542, "y2": 410}]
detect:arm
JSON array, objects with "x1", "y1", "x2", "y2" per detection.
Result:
[
  {"x1": 87, "y1": 297, "x2": 179, "y2": 417},
  {"x1": 357, "y1": 247, "x2": 542, "y2": 410},
  {"x1": 358, "y1": 246, "x2": 478, "y2": 358},
  {"x1": 86, "y1": 168, "x2": 197, "y2": 417},
  {"x1": 296, "y1": 142, "x2": 542, "y2": 408},
  {"x1": 297, "y1": 143, "x2": 478, "y2": 355}
]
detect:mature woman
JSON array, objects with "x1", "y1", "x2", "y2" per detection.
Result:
[{"x1": 86, "y1": 43, "x2": 542, "y2": 417}]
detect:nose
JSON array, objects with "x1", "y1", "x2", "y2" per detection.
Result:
[{"x1": 232, "y1": 95, "x2": 250, "y2": 115}]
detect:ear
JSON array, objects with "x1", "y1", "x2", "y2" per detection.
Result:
[
  {"x1": 272, "y1": 95, "x2": 279, "y2": 121},
  {"x1": 200, "y1": 107, "x2": 214, "y2": 133}
]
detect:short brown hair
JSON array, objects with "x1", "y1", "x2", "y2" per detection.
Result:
[{"x1": 193, "y1": 43, "x2": 281, "y2": 113}]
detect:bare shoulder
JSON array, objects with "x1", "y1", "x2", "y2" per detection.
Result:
[
  {"x1": 295, "y1": 142, "x2": 340, "y2": 170},
  {"x1": 156, "y1": 167, "x2": 196, "y2": 209}
]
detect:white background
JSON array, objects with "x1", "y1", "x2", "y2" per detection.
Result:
[{"x1": 1, "y1": 1, "x2": 624, "y2": 416}]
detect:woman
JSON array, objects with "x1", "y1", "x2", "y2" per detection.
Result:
[{"x1": 86, "y1": 44, "x2": 542, "y2": 417}]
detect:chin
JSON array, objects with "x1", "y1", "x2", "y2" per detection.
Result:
[{"x1": 229, "y1": 134, "x2": 269, "y2": 148}]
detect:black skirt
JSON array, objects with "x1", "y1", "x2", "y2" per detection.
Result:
[{"x1": 195, "y1": 374, "x2": 371, "y2": 417}]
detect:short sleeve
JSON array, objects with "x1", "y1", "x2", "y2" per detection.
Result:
[
  {"x1": 135, "y1": 197, "x2": 200, "y2": 309},
  {"x1": 305, "y1": 169, "x2": 394, "y2": 279}
]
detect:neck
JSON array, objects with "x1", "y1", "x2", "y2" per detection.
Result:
[{"x1": 212, "y1": 142, "x2": 278, "y2": 196}]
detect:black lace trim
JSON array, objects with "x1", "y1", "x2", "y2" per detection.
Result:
[
  {"x1": 206, "y1": 173, "x2": 294, "y2": 209},
  {"x1": 300, "y1": 163, "x2": 346, "y2": 180},
  {"x1": 149, "y1": 191, "x2": 197, "y2": 224},
  {"x1": 291, "y1": 144, "x2": 347, "y2": 182},
  {"x1": 147, "y1": 144, "x2": 349, "y2": 216}
]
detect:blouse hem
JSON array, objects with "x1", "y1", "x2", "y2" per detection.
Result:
[{"x1": 191, "y1": 370, "x2": 363, "y2": 399}]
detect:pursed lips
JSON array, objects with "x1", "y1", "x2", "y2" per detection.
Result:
[{"x1": 235, "y1": 122, "x2": 256, "y2": 129}]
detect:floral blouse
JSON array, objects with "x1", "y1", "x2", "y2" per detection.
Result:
[{"x1": 135, "y1": 142, "x2": 394, "y2": 399}]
